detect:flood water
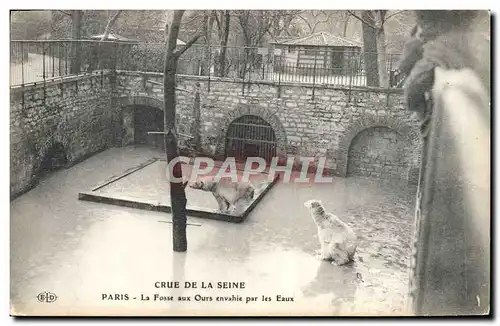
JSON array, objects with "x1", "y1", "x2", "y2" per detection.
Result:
[{"x1": 10, "y1": 146, "x2": 417, "y2": 316}]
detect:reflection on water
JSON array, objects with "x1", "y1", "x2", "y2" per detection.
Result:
[{"x1": 10, "y1": 146, "x2": 416, "y2": 316}]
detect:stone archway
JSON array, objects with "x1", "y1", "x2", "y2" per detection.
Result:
[
  {"x1": 213, "y1": 105, "x2": 287, "y2": 160},
  {"x1": 117, "y1": 96, "x2": 165, "y2": 147},
  {"x1": 33, "y1": 134, "x2": 71, "y2": 179},
  {"x1": 225, "y1": 115, "x2": 277, "y2": 163},
  {"x1": 134, "y1": 106, "x2": 165, "y2": 150},
  {"x1": 39, "y1": 142, "x2": 68, "y2": 176},
  {"x1": 336, "y1": 115, "x2": 421, "y2": 182},
  {"x1": 347, "y1": 126, "x2": 410, "y2": 179}
]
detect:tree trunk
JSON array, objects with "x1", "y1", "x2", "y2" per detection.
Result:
[
  {"x1": 216, "y1": 10, "x2": 230, "y2": 77},
  {"x1": 374, "y1": 10, "x2": 389, "y2": 88},
  {"x1": 343, "y1": 15, "x2": 350, "y2": 38},
  {"x1": 192, "y1": 83, "x2": 202, "y2": 153},
  {"x1": 240, "y1": 47, "x2": 251, "y2": 79},
  {"x1": 70, "y1": 10, "x2": 83, "y2": 74},
  {"x1": 200, "y1": 12, "x2": 213, "y2": 76},
  {"x1": 164, "y1": 10, "x2": 188, "y2": 252},
  {"x1": 361, "y1": 10, "x2": 379, "y2": 87},
  {"x1": 376, "y1": 27, "x2": 389, "y2": 88}
]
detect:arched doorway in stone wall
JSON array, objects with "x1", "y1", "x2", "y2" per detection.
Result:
[
  {"x1": 38, "y1": 141, "x2": 68, "y2": 178},
  {"x1": 347, "y1": 126, "x2": 410, "y2": 180},
  {"x1": 133, "y1": 105, "x2": 165, "y2": 151},
  {"x1": 225, "y1": 115, "x2": 277, "y2": 163}
]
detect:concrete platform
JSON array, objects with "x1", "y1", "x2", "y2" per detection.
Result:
[
  {"x1": 10, "y1": 145, "x2": 418, "y2": 316},
  {"x1": 78, "y1": 158, "x2": 278, "y2": 223}
]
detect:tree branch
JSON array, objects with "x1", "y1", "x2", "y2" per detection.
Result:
[
  {"x1": 59, "y1": 10, "x2": 71, "y2": 16},
  {"x1": 316, "y1": 11, "x2": 334, "y2": 25},
  {"x1": 383, "y1": 10, "x2": 407, "y2": 24},
  {"x1": 182, "y1": 12, "x2": 205, "y2": 26},
  {"x1": 237, "y1": 12, "x2": 251, "y2": 45},
  {"x1": 256, "y1": 11, "x2": 274, "y2": 43},
  {"x1": 213, "y1": 10, "x2": 221, "y2": 31},
  {"x1": 174, "y1": 33, "x2": 202, "y2": 57},
  {"x1": 205, "y1": 12, "x2": 215, "y2": 43},
  {"x1": 100, "y1": 10, "x2": 122, "y2": 41},
  {"x1": 347, "y1": 10, "x2": 377, "y2": 30},
  {"x1": 296, "y1": 14, "x2": 313, "y2": 33}
]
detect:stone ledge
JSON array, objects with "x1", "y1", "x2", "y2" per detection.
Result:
[
  {"x1": 115, "y1": 70, "x2": 404, "y2": 94},
  {"x1": 10, "y1": 70, "x2": 114, "y2": 93}
]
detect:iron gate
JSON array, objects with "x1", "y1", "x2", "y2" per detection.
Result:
[{"x1": 225, "y1": 115, "x2": 277, "y2": 163}]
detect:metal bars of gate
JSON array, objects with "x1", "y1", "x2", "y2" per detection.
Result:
[{"x1": 225, "y1": 116, "x2": 277, "y2": 164}]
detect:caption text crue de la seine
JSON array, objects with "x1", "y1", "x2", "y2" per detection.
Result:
[{"x1": 101, "y1": 281, "x2": 295, "y2": 303}]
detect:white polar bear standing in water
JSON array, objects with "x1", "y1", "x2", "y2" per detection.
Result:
[{"x1": 304, "y1": 199, "x2": 358, "y2": 266}]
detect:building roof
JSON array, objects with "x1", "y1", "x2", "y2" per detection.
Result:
[
  {"x1": 90, "y1": 32, "x2": 186, "y2": 45},
  {"x1": 89, "y1": 33, "x2": 137, "y2": 42},
  {"x1": 270, "y1": 32, "x2": 361, "y2": 47}
]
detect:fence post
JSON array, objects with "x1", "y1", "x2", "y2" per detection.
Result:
[
  {"x1": 192, "y1": 82, "x2": 201, "y2": 154},
  {"x1": 278, "y1": 51, "x2": 282, "y2": 98},
  {"x1": 312, "y1": 51, "x2": 317, "y2": 101},
  {"x1": 386, "y1": 53, "x2": 392, "y2": 107},
  {"x1": 262, "y1": 51, "x2": 265, "y2": 79},
  {"x1": 42, "y1": 42, "x2": 46, "y2": 82},
  {"x1": 242, "y1": 47, "x2": 248, "y2": 96},
  {"x1": 51, "y1": 42, "x2": 55, "y2": 78},
  {"x1": 349, "y1": 51, "x2": 354, "y2": 88},
  {"x1": 64, "y1": 42, "x2": 68, "y2": 75},
  {"x1": 42, "y1": 42, "x2": 46, "y2": 104},
  {"x1": 20, "y1": 42, "x2": 24, "y2": 87},
  {"x1": 208, "y1": 44, "x2": 211, "y2": 93},
  {"x1": 347, "y1": 51, "x2": 353, "y2": 104}
]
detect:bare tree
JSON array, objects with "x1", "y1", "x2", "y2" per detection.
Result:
[
  {"x1": 296, "y1": 10, "x2": 335, "y2": 34},
  {"x1": 233, "y1": 10, "x2": 275, "y2": 78},
  {"x1": 266, "y1": 10, "x2": 302, "y2": 39},
  {"x1": 234, "y1": 10, "x2": 274, "y2": 48},
  {"x1": 183, "y1": 10, "x2": 213, "y2": 76},
  {"x1": 163, "y1": 10, "x2": 203, "y2": 252},
  {"x1": 348, "y1": 10, "x2": 406, "y2": 87}
]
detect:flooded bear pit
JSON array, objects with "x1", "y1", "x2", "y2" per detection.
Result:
[
  {"x1": 78, "y1": 157, "x2": 276, "y2": 222},
  {"x1": 10, "y1": 146, "x2": 417, "y2": 316}
]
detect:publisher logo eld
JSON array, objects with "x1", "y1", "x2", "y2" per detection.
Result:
[{"x1": 37, "y1": 291, "x2": 57, "y2": 303}]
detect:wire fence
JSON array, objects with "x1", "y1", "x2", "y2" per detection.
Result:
[{"x1": 10, "y1": 40, "x2": 406, "y2": 88}]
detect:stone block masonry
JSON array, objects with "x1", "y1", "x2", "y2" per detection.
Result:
[
  {"x1": 116, "y1": 72, "x2": 422, "y2": 184},
  {"x1": 10, "y1": 70, "x2": 422, "y2": 198},
  {"x1": 10, "y1": 73, "x2": 120, "y2": 198}
]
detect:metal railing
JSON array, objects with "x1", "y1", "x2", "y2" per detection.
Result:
[
  {"x1": 10, "y1": 40, "x2": 123, "y2": 86},
  {"x1": 10, "y1": 40, "x2": 404, "y2": 88}
]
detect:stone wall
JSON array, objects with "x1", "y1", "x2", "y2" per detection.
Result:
[
  {"x1": 347, "y1": 126, "x2": 411, "y2": 179},
  {"x1": 10, "y1": 73, "x2": 119, "y2": 198},
  {"x1": 10, "y1": 71, "x2": 422, "y2": 198},
  {"x1": 116, "y1": 72, "x2": 422, "y2": 182}
]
